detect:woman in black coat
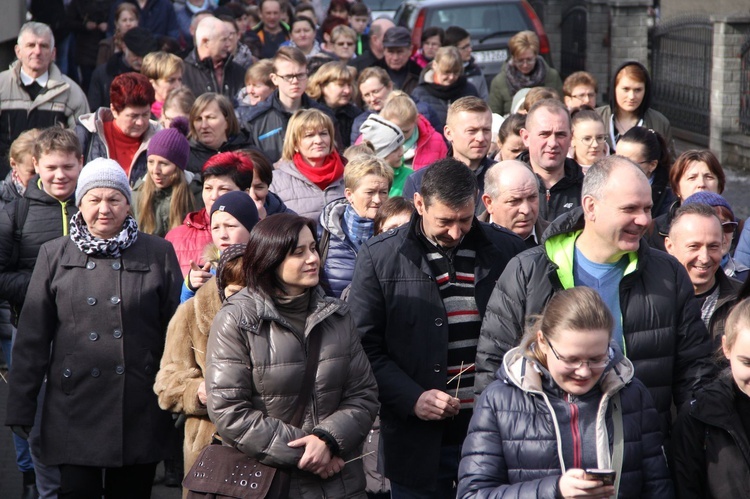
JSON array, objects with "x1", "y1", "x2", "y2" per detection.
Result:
[
  {"x1": 672, "y1": 296, "x2": 750, "y2": 499},
  {"x1": 458, "y1": 287, "x2": 673, "y2": 498},
  {"x1": 5, "y1": 159, "x2": 182, "y2": 498}
]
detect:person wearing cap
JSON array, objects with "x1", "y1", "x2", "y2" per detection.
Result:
[
  {"x1": 132, "y1": 117, "x2": 203, "y2": 238},
  {"x1": 665, "y1": 200, "x2": 742, "y2": 344},
  {"x1": 359, "y1": 114, "x2": 407, "y2": 196},
  {"x1": 88, "y1": 26, "x2": 158, "y2": 111},
  {"x1": 0, "y1": 22, "x2": 89, "y2": 180},
  {"x1": 182, "y1": 16, "x2": 247, "y2": 101},
  {"x1": 376, "y1": 26, "x2": 422, "y2": 95},
  {"x1": 5, "y1": 157, "x2": 182, "y2": 498},
  {"x1": 154, "y1": 243, "x2": 248, "y2": 481},
  {"x1": 76, "y1": 72, "x2": 160, "y2": 186},
  {"x1": 180, "y1": 190, "x2": 259, "y2": 303}
]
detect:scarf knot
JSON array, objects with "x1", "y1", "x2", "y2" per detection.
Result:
[
  {"x1": 292, "y1": 150, "x2": 345, "y2": 190},
  {"x1": 343, "y1": 204, "x2": 374, "y2": 251}
]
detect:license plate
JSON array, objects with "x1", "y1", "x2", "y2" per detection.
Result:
[{"x1": 473, "y1": 49, "x2": 508, "y2": 63}]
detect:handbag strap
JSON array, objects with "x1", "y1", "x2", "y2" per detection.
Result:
[
  {"x1": 611, "y1": 391, "x2": 624, "y2": 496},
  {"x1": 289, "y1": 327, "x2": 323, "y2": 428}
]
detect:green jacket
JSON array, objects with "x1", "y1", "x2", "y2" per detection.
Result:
[{"x1": 489, "y1": 58, "x2": 563, "y2": 115}]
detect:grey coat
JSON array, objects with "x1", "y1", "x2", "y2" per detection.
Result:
[
  {"x1": 206, "y1": 287, "x2": 379, "y2": 498},
  {"x1": 5, "y1": 234, "x2": 183, "y2": 467},
  {"x1": 270, "y1": 160, "x2": 346, "y2": 222}
]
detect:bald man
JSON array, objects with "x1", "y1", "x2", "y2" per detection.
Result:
[
  {"x1": 481, "y1": 160, "x2": 549, "y2": 247},
  {"x1": 182, "y1": 16, "x2": 246, "y2": 98},
  {"x1": 354, "y1": 17, "x2": 395, "y2": 72}
]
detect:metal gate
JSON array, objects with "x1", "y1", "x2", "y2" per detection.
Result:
[
  {"x1": 650, "y1": 16, "x2": 712, "y2": 137},
  {"x1": 741, "y1": 36, "x2": 750, "y2": 134},
  {"x1": 560, "y1": 6, "x2": 587, "y2": 78}
]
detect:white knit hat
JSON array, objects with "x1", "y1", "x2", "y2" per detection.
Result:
[
  {"x1": 75, "y1": 158, "x2": 132, "y2": 206},
  {"x1": 359, "y1": 114, "x2": 405, "y2": 159}
]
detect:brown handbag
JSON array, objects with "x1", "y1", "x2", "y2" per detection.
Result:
[{"x1": 183, "y1": 327, "x2": 323, "y2": 498}]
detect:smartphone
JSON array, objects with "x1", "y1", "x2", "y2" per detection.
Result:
[{"x1": 584, "y1": 469, "x2": 616, "y2": 486}]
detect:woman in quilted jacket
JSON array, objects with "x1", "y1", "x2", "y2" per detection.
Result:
[{"x1": 458, "y1": 287, "x2": 673, "y2": 498}]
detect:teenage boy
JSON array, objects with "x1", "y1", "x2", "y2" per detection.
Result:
[{"x1": 349, "y1": 2, "x2": 370, "y2": 56}]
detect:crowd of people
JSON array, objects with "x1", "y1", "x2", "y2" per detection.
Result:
[{"x1": 1, "y1": 1, "x2": 749, "y2": 498}]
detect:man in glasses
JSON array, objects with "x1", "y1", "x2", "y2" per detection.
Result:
[
  {"x1": 563, "y1": 71, "x2": 598, "y2": 111},
  {"x1": 182, "y1": 16, "x2": 246, "y2": 99},
  {"x1": 476, "y1": 155, "x2": 716, "y2": 442},
  {"x1": 665, "y1": 201, "x2": 742, "y2": 344},
  {"x1": 243, "y1": 46, "x2": 337, "y2": 163}
]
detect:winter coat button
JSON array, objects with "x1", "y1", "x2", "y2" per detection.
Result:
[
  {"x1": 115, "y1": 365, "x2": 125, "y2": 375},
  {"x1": 433, "y1": 364, "x2": 441, "y2": 373},
  {"x1": 110, "y1": 296, "x2": 121, "y2": 304},
  {"x1": 434, "y1": 318, "x2": 443, "y2": 326},
  {"x1": 86, "y1": 261, "x2": 96, "y2": 270},
  {"x1": 63, "y1": 368, "x2": 72, "y2": 377},
  {"x1": 113, "y1": 329, "x2": 122, "y2": 339},
  {"x1": 112, "y1": 262, "x2": 121, "y2": 270},
  {"x1": 91, "y1": 368, "x2": 100, "y2": 378},
  {"x1": 89, "y1": 332, "x2": 99, "y2": 341},
  {"x1": 86, "y1": 297, "x2": 97, "y2": 305}
]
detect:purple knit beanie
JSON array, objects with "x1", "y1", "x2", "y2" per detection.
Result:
[
  {"x1": 682, "y1": 191, "x2": 736, "y2": 222},
  {"x1": 148, "y1": 116, "x2": 190, "y2": 171}
]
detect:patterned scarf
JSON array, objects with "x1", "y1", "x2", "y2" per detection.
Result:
[
  {"x1": 505, "y1": 55, "x2": 547, "y2": 97},
  {"x1": 69, "y1": 211, "x2": 139, "y2": 258},
  {"x1": 342, "y1": 204, "x2": 374, "y2": 251}
]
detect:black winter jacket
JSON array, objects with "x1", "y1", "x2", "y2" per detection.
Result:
[
  {"x1": 458, "y1": 348, "x2": 673, "y2": 498},
  {"x1": 0, "y1": 177, "x2": 78, "y2": 311},
  {"x1": 349, "y1": 213, "x2": 526, "y2": 489},
  {"x1": 186, "y1": 130, "x2": 256, "y2": 174},
  {"x1": 0, "y1": 173, "x2": 21, "y2": 341},
  {"x1": 87, "y1": 54, "x2": 133, "y2": 111},
  {"x1": 672, "y1": 375, "x2": 750, "y2": 499},
  {"x1": 410, "y1": 68, "x2": 479, "y2": 133},
  {"x1": 242, "y1": 91, "x2": 337, "y2": 164},
  {"x1": 325, "y1": 101, "x2": 361, "y2": 149},
  {"x1": 474, "y1": 209, "x2": 717, "y2": 439},
  {"x1": 181, "y1": 50, "x2": 246, "y2": 102},
  {"x1": 517, "y1": 151, "x2": 584, "y2": 222}
]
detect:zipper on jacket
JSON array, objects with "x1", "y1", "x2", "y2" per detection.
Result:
[
  {"x1": 61, "y1": 201, "x2": 69, "y2": 235},
  {"x1": 566, "y1": 394, "x2": 583, "y2": 469}
]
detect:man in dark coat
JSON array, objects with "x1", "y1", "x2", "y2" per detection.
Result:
[
  {"x1": 244, "y1": 0, "x2": 290, "y2": 60},
  {"x1": 182, "y1": 16, "x2": 246, "y2": 101},
  {"x1": 517, "y1": 98, "x2": 584, "y2": 222},
  {"x1": 349, "y1": 159, "x2": 526, "y2": 496},
  {"x1": 375, "y1": 26, "x2": 421, "y2": 95},
  {"x1": 475, "y1": 155, "x2": 717, "y2": 441}
]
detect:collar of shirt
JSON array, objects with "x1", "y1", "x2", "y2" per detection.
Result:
[{"x1": 20, "y1": 68, "x2": 49, "y2": 87}]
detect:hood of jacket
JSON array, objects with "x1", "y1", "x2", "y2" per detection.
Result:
[
  {"x1": 608, "y1": 60, "x2": 652, "y2": 117},
  {"x1": 0, "y1": 172, "x2": 21, "y2": 204},
  {"x1": 182, "y1": 208, "x2": 210, "y2": 230},
  {"x1": 319, "y1": 197, "x2": 350, "y2": 242}
]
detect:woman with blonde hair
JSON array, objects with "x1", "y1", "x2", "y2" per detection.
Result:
[
  {"x1": 308, "y1": 61, "x2": 361, "y2": 147},
  {"x1": 458, "y1": 287, "x2": 672, "y2": 497},
  {"x1": 96, "y1": 2, "x2": 139, "y2": 66},
  {"x1": 160, "y1": 87, "x2": 195, "y2": 129},
  {"x1": 132, "y1": 117, "x2": 202, "y2": 237},
  {"x1": 411, "y1": 46, "x2": 479, "y2": 132},
  {"x1": 140, "y1": 51, "x2": 184, "y2": 119},
  {"x1": 318, "y1": 155, "x2": 393, "y2": 297},
  {"x1": 270, "y1": 109, "x2": 346, "y2": 220},
  {"x1": 488, "y1": 30, "x2": 563, "y2": 115}
]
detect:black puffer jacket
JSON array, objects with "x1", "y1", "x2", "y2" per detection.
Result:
[
  {"x1": 517, "y1": 151, "x2": 584, "y2": 222},
  {"x1": 181, "y1": 49, "x2": 246, "y2": 102},
  {"x1": 672, "y1": 375, "x2": 750, "y2": 499},
  {"x1": 474, "y1": 208, "x2": 716, "y2": 438},
  {"x1": 0, "y1": 177, "x2": 78, "y2": 310},
  {"x1": 242, "y1": 91, "x2": 337, "y2": 164},
  {"x1": 0, "y1": 173, "x2": 21, "y2": 341},
  {"x1": 459, "y1": 348, "x2": 673, "y2": 498},
  {"x1": 186, "y1": 130, "x2": 256, "y2": 174},
  {"x1": 410, "y1": 67, "x2": 479, "y2": 133}
]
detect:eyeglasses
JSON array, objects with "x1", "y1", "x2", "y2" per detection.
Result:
[
  {"x1": 336, "y1": 41, "x2": 355, "y2": 47},
  {"x1": 362, "y1": 85, "x2": 386, "y2": 100},
  {"x1": 722, "y1": 221, "x2": 738, "y2": 234},
  {"x1": 571, "y1": 92, "x2": 596, "y2": 101},
  {"x1": 274, "y1": 72, "x2": 308, "y2": 83},
  {"x1": 515, "y1": 57, "x2": 536, "y2": 66},
  {"x1": 457, "y1": 43, "x2": 472, "y2": 52},
  {"x1": 577, "y1": 134, "x2": 608, "y2": 146},
  {"x1": 544, "y1": 335, "x2": 611, "y2": 370}
]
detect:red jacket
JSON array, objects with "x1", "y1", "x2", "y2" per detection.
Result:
[
  {"x1": 411, "y1": 114, "x2": 448, "y2": 171},
  {"x1": 165, "y1": 208, "x2": 212, "y2": 277}
]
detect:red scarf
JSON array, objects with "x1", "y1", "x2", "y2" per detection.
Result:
[
  {"x1": 293, "y1": 150, "x2": 345, "y2": 190},
  {"x1": 103, "y1": 120, "x2": 142, "y2": 178}
]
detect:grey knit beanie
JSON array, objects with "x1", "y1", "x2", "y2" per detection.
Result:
[
  {"x1": 76, "y1": 158, "x2": 132, "y2": 206},
  {"x1": 359, "y1": 114, "x2": 405, "y2": 159}
]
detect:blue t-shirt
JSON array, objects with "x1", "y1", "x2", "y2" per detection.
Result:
[{"x1": 573, "y1": 246, "x2": 629, "y2": 350}]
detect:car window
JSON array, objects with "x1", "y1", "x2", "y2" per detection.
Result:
[{"x1": 425, "y1": 3, "x2": 528, "y2": 39}]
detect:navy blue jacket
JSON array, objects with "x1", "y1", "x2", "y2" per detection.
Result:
[
  {"x1": 108, "y1": 0, "x2": 179, "y2": 39},
  {"x1": 318, "y1": 198, "x2": 359, "y2": 298}
]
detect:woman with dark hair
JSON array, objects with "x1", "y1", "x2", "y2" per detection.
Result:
[
  {"x1": 458, "y1": 287, "x2": 672, "y2": 497},
  {"x1": 243, "y1": 148, "x2": 295, "y2": 217},
  {"x1": 282, "y1": 16, "x2": 324, "y2": 59},
  {"x1": 596, "y1": 61, "x2": 675, "y2": 157},
  {"x1": 206, "y1": 213, "x2": 379, "y2": 498},
  {"x1": 187, "y1": 93, "x2": 255, "y2": 173},
  {"x1": 373, "y1": 196, "x2": 415, "y2": 235},
  {"x1": 616, "y1": 126, "x2": 674, "y2": 217},
  {"x1": 495, "y1": 113, "x2": 526, "y2": 161},
  {"x1": 411, "y1": 27, "x2": 444, "y2": 69},
  {"x1": 569, "y1": 107, "x2": 609, "y2": 175},
  {"x1": 76, "y1": 72, "x2": 158, "y2": 186},
  {"x1": 647, "y1": 149, "x2": 726, "y2": 252}
]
